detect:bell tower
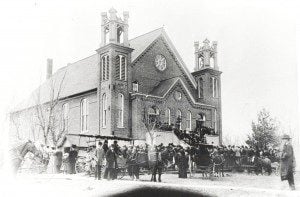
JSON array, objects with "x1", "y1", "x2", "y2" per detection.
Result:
[
  {"x1": 192, "y1": 39, "x2": 222, "y2": 143},
  {"x1": 97, "y1": 8, "x2": 133, "y2": 138}
]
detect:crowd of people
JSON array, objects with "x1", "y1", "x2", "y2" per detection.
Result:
[{"x1": 36, "y1": 139, "x2": 281, "y2": 180}]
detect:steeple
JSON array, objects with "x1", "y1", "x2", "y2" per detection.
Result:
[
  {"x1": 194, "y1": 38, "x2": 218, "y2": 71},
  {"x1": 100, "y1": 8, "x2": 129, "y2": 47}
]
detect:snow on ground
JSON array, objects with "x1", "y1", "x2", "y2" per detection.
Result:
[{"x1": 1, "y1": 172, "x2": 300, "y2": 197}]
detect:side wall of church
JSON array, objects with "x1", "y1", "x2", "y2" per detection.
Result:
[{"x1": 9, "y1": 91, "x2": 99, "y2": 145}]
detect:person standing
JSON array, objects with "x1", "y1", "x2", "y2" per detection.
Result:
[
  {"x1": 177, "y1": 150, "x2": 189, "y2": 178},
  {"x1": 68, "y1": 145, "x2": 78, "y2": 174},
  {"x1": 280, "y1": 134, "x2": 296, "y2": 190},
  {"x1": 95, "y1": 142, "x2": 105, "y2": 180},
  {"x1": 104, "y1": 145, "x2": 117, "y2": 180},
  {"x1": 54, "y1": 147, "x2": 63, "y2": 173}
]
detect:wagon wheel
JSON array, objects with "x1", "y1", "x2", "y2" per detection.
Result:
[{"x1": 117, "y1": 168, "x2": 126, "y2": 179}]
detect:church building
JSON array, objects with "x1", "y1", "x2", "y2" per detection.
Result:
[{"x1": 10, "y1": 8, "x2": 222, "y2": 146}]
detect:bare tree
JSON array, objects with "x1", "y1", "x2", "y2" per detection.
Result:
[
  {"x1": 34, "y1": 71, "x2": 67, "y2": 146},
  {"x1": 142, "y1": 104, "x2": 161, "y2": 146}
]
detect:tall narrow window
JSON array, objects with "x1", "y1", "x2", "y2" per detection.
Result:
[
  {"x1": 115, "y1": 55, "x2": 126, "y2": 80},
  {"x1": 214, "y1": 109, "x2": 217, "y2": 133},
  {"x1": 186, "y1": 111, "x2": 192, "y2": 131},
  {"x1": 211, "y1": 77, "x2": 218, "y2": 98},
  {"x1": 102, "y1": 55, "x2": 109, "y2": 81},
  {"x1": 102, "y1": 94, "x2": 107, "y2": 127},
  {"x1": 80, "y1": 99, "x2": 88, "y2": 132},
  {"x1": 198, "y1": 78, "x2": 204, "y2": 98},
  {"x1": 62, "y1": 103, "x2": 69, "y2": 132},
  {"x1": 176, "y1": 110, "x2": 182, "y2": 130},
  {"x1": 117, "y1": 93, "x2": 124, "y2": 127},
  {"x1": 165, "y1": 108, "x2": 171, "y2": 125}
]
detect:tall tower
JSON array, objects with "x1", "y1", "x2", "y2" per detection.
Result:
[
  {"x1": 192, "y1": 39, "x2": 222, "y2": 144},
  {"x1": 96, "y1": 8, "x2": 133, "y2": 138}
]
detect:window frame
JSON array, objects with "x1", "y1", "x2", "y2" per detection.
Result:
[
  {"x1": 62, "y1": 103, "x2": 69, "y2": 132},
  {"x1": 176, "y1": 109, "x2": 182, "y2": 130},
  {"x1": 117, "y1": 93, "x2": 124, "y2": 128},
  {"x1": 102, "y1": 94, "x2": 107, "y2": 128},
  {"x1": 80, "y1": 99, "x2": 88, "y2": 133},
  {"x1": 186, "y1": 111, "x2": 192, "y2": 131}
]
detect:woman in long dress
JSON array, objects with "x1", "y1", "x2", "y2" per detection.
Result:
[{"x1": 47, "y1": 147, "x2": 56, "y2": 174}]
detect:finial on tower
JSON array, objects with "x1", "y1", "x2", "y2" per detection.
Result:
[{"x1": 109, "y1": 7, "x2": 117, "y2": 20}]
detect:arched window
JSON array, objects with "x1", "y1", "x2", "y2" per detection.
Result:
[
  {"x1": 80, "y1": 99, "x2": 88, "y2": 132},
  {"x1": 102, "y1": 94, "x2": 107, "y2": 127},
  {"x1": 198, "y1": 78, "x2": 204, "y2": 98},
  {"x1": 62, "y1": 103, "x2": 69, "y2": 132},
  {"x1": 210, "y1": 57, "x2": 214, "y2": 67},
  {"x1": 199, "y1": 57, "x2": 204, "y2": 68},
  {"x1": 211, "y1": 77, "x2": 218, "y2": 98},
  {"x1": 176, "y1": 110, "x2": 182, "y2": 130},
  {"x1": 165, "y1": 108, "x2": 171, "y2": 125},
  {"x1": 117, "y1": 26, "x2": 124, "y2": 43},
  {"x1": 117, "y1": 93, "x2": 124, "y2": 127},
  {"x1": 115, "y1": 55, "x2": 126, "y2": 80},
  {"x1": 101, "y1": 55, "x2": 109, "y2": 81},
  {"x1": 214, "y1": 109, "x2": 217, "y2": 133},
  {"x1": 186, "y1": 111, "x2": 192, "y2": 131}
]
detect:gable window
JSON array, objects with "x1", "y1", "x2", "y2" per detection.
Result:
[
  {"x1": 198, "y1": 78, "x2": 204, "y2": 98},
  {"x1": 101, "y1": 55, "x2": 109, "y2": 81},
  {"x1": 165, "y1": 108, "x2": 171, "y2": 125},
  {"x1": 62, "y1": 103, "x2": 69, "y2": 132},
  {"x1": 211, "y1": 77, "x2": 218, "y2": 98},
  {"x1": 186, "y1": 111, "x2": 192, "y2": 131},
  {"x1": 102, "y1": 94, "x2": 107, "y2": 128},
  {"x1": 115, "y1": 55, "x2": 126, "y2": 80},
  {"x1": 176, "y1": 109, "x2": 182, "y2": 130},
  {"x1": 117, "y1": 93, "x2": 124, "y2": 127},
  {"x1": 80, "y1": 99, "x2": 88, "y2": 132}
]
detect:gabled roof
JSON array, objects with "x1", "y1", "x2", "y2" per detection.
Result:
[
  {"x1": 132, "y1": 78, "x2": 215, "y2": 108},
  {"x1": 149, "y1": 77, "x2": 179, "y2": 97},
  {"x1": 130, "y1": 27, "x2": 164, "y2": 62},
  {"x1": 13, "y1": 27, "x2": 196, "y2": 111}
]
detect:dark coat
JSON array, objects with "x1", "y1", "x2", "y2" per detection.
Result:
[
  {"x1": 177, "y1": 153, "x2": 189, "y2": 178},
  {"x1": 280, "y1": 142, "x2": 295, "y2": 180},
  {"x1": 106, "y1": 149, "x2": 116, "y2": 169},
  {"x1": 54, "y1": 150, "x2": 63, "y2": 166},
  {"x1": 68, "y1": 150, "x2": 78, "y2": 164}
]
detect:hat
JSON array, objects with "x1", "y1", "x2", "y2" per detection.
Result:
[{"x1": 281, "y1": 134, "x2": 291, "y2": 139}]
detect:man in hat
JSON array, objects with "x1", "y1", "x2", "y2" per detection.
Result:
[
  {"x1": 95, "y1": 142, "x2": 105, "y2": 180},
  {"x1": 280, "y1": 134, "x2": 296, "y2": 190}
]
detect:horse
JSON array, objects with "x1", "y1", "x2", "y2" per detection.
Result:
[
  {"x1": 253, "y1": 156, "x2": 272, "y2": 175},
  {"x1": 10, "y1": 140, "x2": 41, "y2": 174},
  {"x1": 211, "y1": 152, "x2": 225, "y2": 177},
  {"x1": 130, "y1": 147, "x2": 168, "y2": 182}
]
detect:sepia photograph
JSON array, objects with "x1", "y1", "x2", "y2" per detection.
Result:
[{"x1": 0, "y1": 0, "x2": 299, "y2": 196}]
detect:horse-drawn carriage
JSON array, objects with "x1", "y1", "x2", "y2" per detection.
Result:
[{"x1": 189, "y1": 144, "x2": 224, "y2": 178}]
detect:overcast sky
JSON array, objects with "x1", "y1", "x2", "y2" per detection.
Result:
[{"x1": 0, "y1": 0, "x2": 299, "y2": 145}]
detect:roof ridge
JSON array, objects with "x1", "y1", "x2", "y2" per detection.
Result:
[{"x1": 129, "y1": 27, "x2": 164, "y2": 41}]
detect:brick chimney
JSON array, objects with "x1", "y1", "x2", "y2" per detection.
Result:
[{"x1": 46, "y1": 58, "x2": 53, "y2": 79}]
